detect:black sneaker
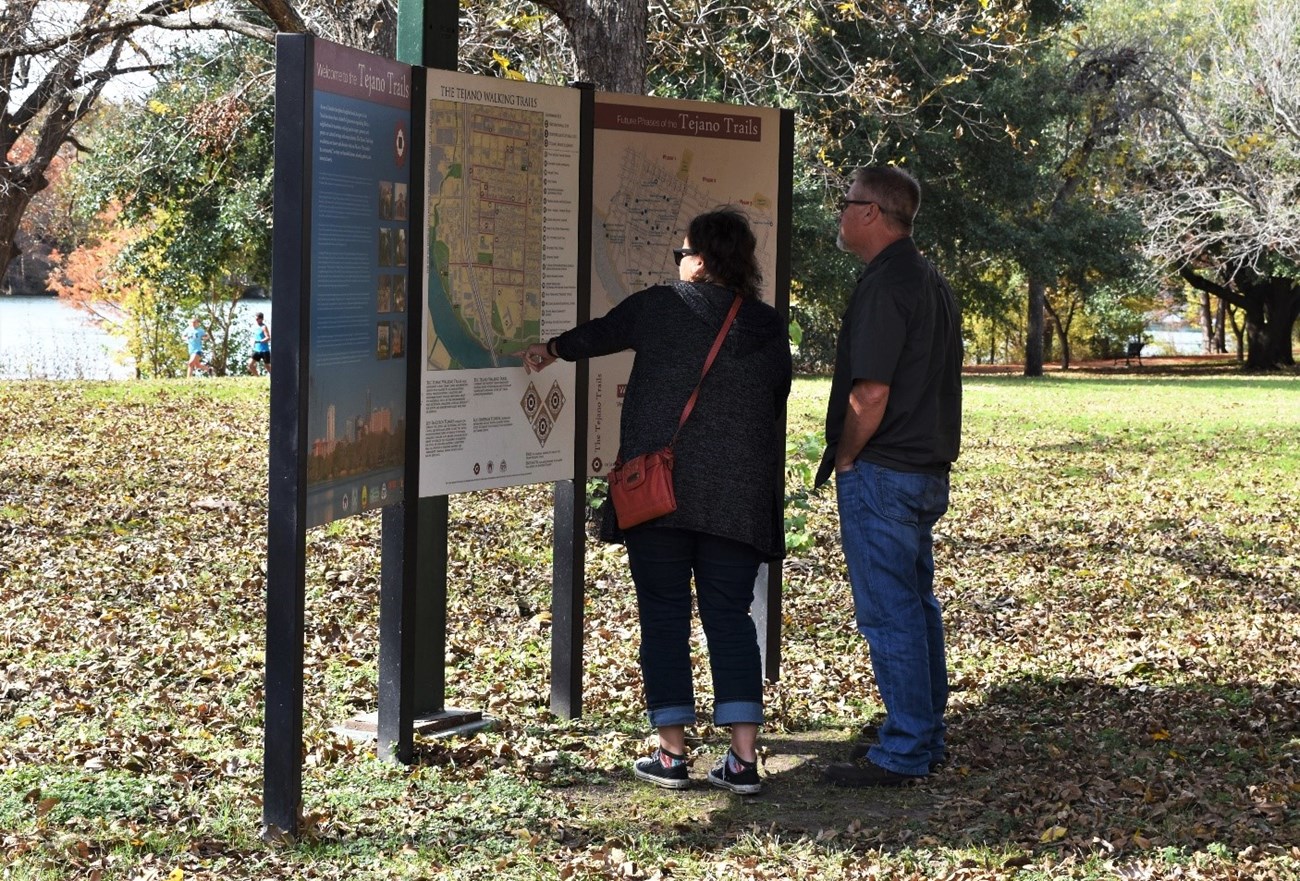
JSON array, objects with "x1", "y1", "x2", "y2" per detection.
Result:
[
  {"x1": 633, "y1": 748, "x2": 691, "y2": 790},
  {"x1": 707, "y1": 749, "x2": 762, "y2": 795},
  {"x1": 824, "y1": 757, "x2": 925, "y2": 788}
]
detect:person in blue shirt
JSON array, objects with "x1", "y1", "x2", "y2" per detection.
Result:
[
  {"x1": 185, "y1": 318, "x2": 211, "y2": 377},
  {"x1": 247, "y1": 312, "x2": 271, "y2": 375}
]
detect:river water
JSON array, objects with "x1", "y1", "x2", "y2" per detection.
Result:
[{"x1": 0, "y1": 296, "x2": 271, "y2": 380}]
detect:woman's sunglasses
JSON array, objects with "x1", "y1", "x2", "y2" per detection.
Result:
[{"x1": 672, "y1": 247, "x2": 698, "y2": 266}]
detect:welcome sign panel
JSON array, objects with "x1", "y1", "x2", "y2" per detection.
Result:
[{"x1": 304, "y1": 40, "x2": 412, "y2": 527}]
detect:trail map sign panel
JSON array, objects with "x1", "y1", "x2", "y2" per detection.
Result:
[
  {"x1": 586, "y1": 94, "x2": 783, "y2": 476},
  {"x1": 304, "y1": 41, "x2": 412, "y2": 527},
  {"x1": 418, "y1": 71, "x2": 581, "y2": 497}
]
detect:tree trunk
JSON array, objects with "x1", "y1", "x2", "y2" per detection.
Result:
[
  {"x1": 1241, "y1": 277, "x2": 1298, "y2": 370},
  {"x1": 1024, "y1": 276, "x2": 1046, "y2": 376},
  {"x1": 1268, "y1": 281, "x2": 1298, "y2": 367},
  {"x1": 0, "y1": 195, "x2": 28, "y2": 289},
  {"x1": 1, "y1": 29, "x2": 117, "y2": 283},
  {"x1": 538, "y1": 0, "x2": 648, "y2": 93},
  {"x1": 1213, "y1": 299, "x2": 1226, "y2": 353},
  {"x1": 1242, "y1": 304, "x2": 1274, "y2": 370},
  {"x1": 1200, "y1": 291, "x2": 1214, "y2": 354},
  {"x1": 1228, "y1": 306, "x2": 1245, "y2": 362},
  {"x1": 1042, "y1": 293, "x2": 1073, "y2": 370},
  {"x1": 1181, "y1": 267, "x2": 1297, "y2": 370}
]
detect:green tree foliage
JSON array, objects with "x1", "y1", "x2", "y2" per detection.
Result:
[
  {"x1": 46, "y1": 210, "x2": 188, "y2": 377},
  {"x1": 70, "y1": 40, "x2": 274, "y2": 376},
  {"x1": 784, "y1": 2, "x2": 1152, "y2": 372},
  {"x1": 15, "y1": 0, "x2": 1300, "y2": 375},
  {"x1": 639, "y1": 1, "x2": 1158, "y2": 372},
  {"x1": 464, "y1": 1, "x2": 1042, "y2": 369},
  {"x1": 786, "y1": 173, "x2": 859, "y2": 374},
  {"x1": 648, "y1": 1, "x2": 1050, "y2": 370},
  {"x1": 111, "y1": 253, "x2": 190, "y2": 379},
  {"x1": 0, "y1": 0, "x2": 314, "y2": 285},
  {"x1": 1078, "y1": 279, "x2": 1152, "y2": 359}
]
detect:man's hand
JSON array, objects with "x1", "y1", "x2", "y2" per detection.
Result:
[{"x1": 835, "y1": 380, "x2": 890, "y2": 470}]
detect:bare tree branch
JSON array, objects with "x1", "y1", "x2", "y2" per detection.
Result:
[
  {"x1": 1125, "y1": 0, "x2": 1300, "y2": 278},
  {"x1": 243, "y1": 0, "x2": 308, "y2": 35},
  {"x1": 0, "y1": 13, "x2": 276, "y2": 61}
]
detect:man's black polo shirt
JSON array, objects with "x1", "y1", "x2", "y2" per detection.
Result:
[{"x1": 817, "y1": 237, "x2": 962, "y2": 485}]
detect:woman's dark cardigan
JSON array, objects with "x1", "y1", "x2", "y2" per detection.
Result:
[{"x1": 552, "y1": 281, "x2": 792, "y2": 560}]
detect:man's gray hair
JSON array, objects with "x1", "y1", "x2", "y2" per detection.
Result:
[{"x1": 853, "y1": 166, "x2": 920, "y2": 232}]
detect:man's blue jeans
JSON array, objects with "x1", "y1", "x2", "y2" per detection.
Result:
[
  {"x1": 836, "y1": 460, "x2": 950, "y2": 776},
  {"x1": 624, "y1": 527, "x2": 765, "y2": 728}
]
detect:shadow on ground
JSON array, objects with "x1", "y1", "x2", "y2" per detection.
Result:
[{"x1": 556, "y1": 676, "x2": 1299, "y2": 861}]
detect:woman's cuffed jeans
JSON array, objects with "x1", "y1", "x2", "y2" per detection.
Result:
[
  {"x1": 836, "y1": 460, "x2": 950, "y2": 777},
  {"x1": 623, "y1": 527, "x2": 765, "y2": 728}
]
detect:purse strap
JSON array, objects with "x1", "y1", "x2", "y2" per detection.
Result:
[{"x1": 669, "y1": 293, "x2": 743, "y2": 447}]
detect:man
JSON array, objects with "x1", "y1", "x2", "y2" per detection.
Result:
[
  {"x1": 247, "y1": 312, "x2": 271, "y2": 375},
  {"x1": 815, "y1": 166, "x2": 963, "y2": 787}
]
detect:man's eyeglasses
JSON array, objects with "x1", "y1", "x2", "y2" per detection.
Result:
[
  {"x1": 837, "y1": 198, "x2": 877, "y2": 214},
  {"x1": 672, "y1": 247, "x2": 699, "y2": 266}
]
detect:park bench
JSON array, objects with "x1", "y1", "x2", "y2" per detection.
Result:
[{"x1": 1115, "y1": 340, "x2": 1144, "y2": 366}]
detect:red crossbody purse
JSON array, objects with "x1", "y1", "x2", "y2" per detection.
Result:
[{"x1": 607, "y1": 294, "x2": 742, "y2": 530}]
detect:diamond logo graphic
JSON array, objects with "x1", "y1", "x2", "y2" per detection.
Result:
[{"x1": 521, "y1": 379, "x2": 564, "y2": 447}]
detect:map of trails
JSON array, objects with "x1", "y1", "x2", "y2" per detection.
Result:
[
  {"x1": 425, "y1": 100, "x2": 544, "y2": 369},
  {"x1": 592, "y1": 146, "x2": 775, "y2": 308}
]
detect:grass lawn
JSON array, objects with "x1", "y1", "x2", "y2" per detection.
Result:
[{"x1": 1, "y1": 371, "x2": 1297, "y2": 880}]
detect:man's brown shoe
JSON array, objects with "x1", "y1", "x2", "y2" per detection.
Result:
[
  {"x1": 845, "y1": 741, "x2": 946, "y2": 774},
  {"x1": 824, "y1": 758, "x2": 925, "y2": 788}
]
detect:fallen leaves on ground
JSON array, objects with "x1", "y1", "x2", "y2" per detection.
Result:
[{"x1": 0, "y1": 375, "x2": 1297, "y2": 879}]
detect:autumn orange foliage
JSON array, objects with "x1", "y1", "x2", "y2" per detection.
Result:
[{"x1": 46, "y1": 205, "x2": 141, "y2": 325}]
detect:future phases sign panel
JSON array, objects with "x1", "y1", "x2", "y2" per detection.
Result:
[{"x1": 585, "y1": 93, "x2": 784, "y2": 477}]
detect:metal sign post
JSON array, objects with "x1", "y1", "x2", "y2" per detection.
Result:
[
  {"x1": 265, "y1": 11, "x2": 793, "y2": 837},
  {"x1": 263, "y1": 34, "x2": 312, "y2": 837}
]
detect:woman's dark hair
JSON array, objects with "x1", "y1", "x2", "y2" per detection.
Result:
[{"x1": 687, "y1": 207, "x2": 762, "y2": 299}]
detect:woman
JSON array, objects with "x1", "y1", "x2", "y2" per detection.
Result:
[
  {"x1": 185, "y1": 318, "x2": 210, "y2": 377},
  {"x1": 524, "y1": 208, "x2": 791, "y2": 794}
]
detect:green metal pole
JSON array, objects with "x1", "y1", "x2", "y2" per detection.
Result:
[
  {"x1": 395, "y1": 0, "x2": 457, "y2": 720},
  {"x1": 397, "y1": 0, "x2": 457, "y2": 68}
]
